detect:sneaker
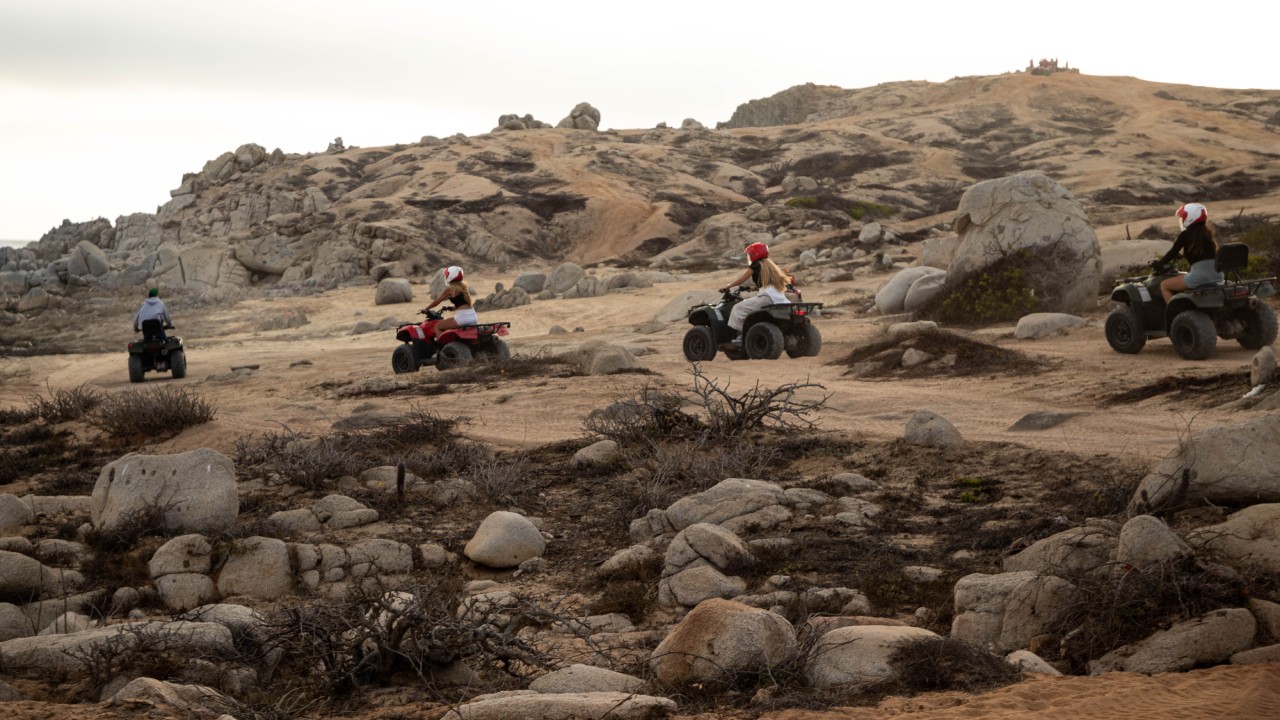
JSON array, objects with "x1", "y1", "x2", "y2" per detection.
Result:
[{"x1": 727, "y1": 336, "x2": 743, "y2": 347}]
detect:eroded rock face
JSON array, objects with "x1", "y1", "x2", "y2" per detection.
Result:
[{"x1": 948, "y1": 173, "x2": 1101, "y2": 313}]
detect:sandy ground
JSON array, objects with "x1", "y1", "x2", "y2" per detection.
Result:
[{"x1": 1, "y1": 268, "x2": 1265, "y2": 462}]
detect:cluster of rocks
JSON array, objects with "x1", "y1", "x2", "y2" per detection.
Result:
[
  {"x1": 4, "y1": 406, "x2": 1280, "y2": 717},
  {"x1": 876, "y1": 173, "x2": 1102, "y2": 317},
  {"x1": 492, "y1": 102, "x2": 602, "y2": 132}
]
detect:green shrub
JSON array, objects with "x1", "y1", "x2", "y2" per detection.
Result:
[
  {"x1": 1236, "y1": 218, "x2": 1280, "y2": 277},
  {"x1": 847, "y1": 201, "x2": 898, "y2": 221},
  {"x1": 785, "y1": 196, "x2": 818, "y2": 209},
  {"x1": 933, "y1": 252, "x2": 1042, "y2": 325}
]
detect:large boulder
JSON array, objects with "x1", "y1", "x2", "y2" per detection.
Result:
[
  {"x1": 546, "y1": 262, "x2": 586, "y2": 293},
  {"x1": 1089, "y1": 608, "x2": 1256, "y2": 674},
  {"x1": 1002, "y1": 522, "x2": 1117, "y2": 575},
  {"x1": 875, "y1": 267, "x2": 945, "y2": 314},
  {"x1": 951, "y1": 571, "x2": 1077, "y2": 653},
  {"x1": 556, "y1": 102, "x2": 602, "y2": 131},
  {"x1": 1188, "y1": 503, "x2": 1280, "y2": 575},
  {"x1": 574, "y1": 340, "x2": 638, "y2": 375},
  {"x1": 947, "y1": 173, "x2": 1101, "y2": 313},
  {"x1": 91, "y1": 449, "x2": 238, "y2": 535},
  {"x1": 374, "y1": 277, "x2": 414, "y2": 305},
  {"x1": 67, "y1": 240, "x2": 109, "y2": 277},
  {"x1": 649, "y1": 598, "x2": 795, "y2": 685},
  {"x1": 0, "y1": 493, "x2": 35, "y2": 533},
  {"x1": 806, "y1": 625, "x2": 941, "y2": 688},
  {"x1": 464, "y1": 511, "x2": 546, "y2": 569},
  {"x1": 904, "y1": 410, "x2": 963, "y2": 448},
  {"x1": 0, "y1": 621, "x2": 233, "y2": 675},
  {"x1": 1130, "y1": 415, "x2": 1280, "y2": 513},
  {"x1": 215, "y1": 536, "x2": 292, "y2": 600},
  {"x1": 664, "y1": 478, "x2": 788, "y2": 532}
]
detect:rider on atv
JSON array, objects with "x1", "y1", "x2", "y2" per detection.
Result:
[
  {"x1": 718, "y1": 243, "x2": 793, "y2": 345},
  {"x1": 424, "y1": 266, "x2": 477, "y2": 339},
  {"x1": 133, "y1": 287, "x2": 172, "y2": 341},
  {"x1": 1155, "y1": 203, "x2": 1223, "y2": 303}
]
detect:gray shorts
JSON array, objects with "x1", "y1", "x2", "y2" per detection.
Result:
[{"x1": 1185, "y1": 259, "x2": 1224, "y2": 288}]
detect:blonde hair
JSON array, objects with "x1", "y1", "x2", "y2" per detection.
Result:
[
  {"x1": 448, "y1": 280, "x2": 472, "y2": 305},
  {"x1": 757, "y1": 258, "x2": 789, "y2": 291}
]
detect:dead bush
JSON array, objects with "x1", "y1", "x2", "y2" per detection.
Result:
[
  {"x1": 882, "y1": 636, "x2": 1021, "y2": 693},
  {"x1": 462, "y1": 452, "x2": 531, "y2": 504},
  {"x1": 583, "y1": 387, "x2": 703, "y2": 445},
  {"x1": 1044, "y1": 556, "x2": 1244, "y2": 671},
  {"x1": 0, "y1": 404, "x2": 37, "y2": 425},
  {"x1": 27, "y1": 383, "x2": 104, "y2": 424},
  {"x1": 1045, "y1": 556, "x2": 1250, "y2": 673},
  {"x1": 688, "y1": 365, "x2": 831, "y2": 438},
  {"x1": 234, "y1": 406, "x2": 465, "y2": 490},
  {"x1": 608, "y1": 439, "x2": 780, "y2": 527},
  {"x1": 88, "y1": 386, "x2": 216, "y2": 439},
  {"x1": 82, "y1": 504, "x2": 171, "y2": 553},
  {"x1": 258, "y1": 577, "x2": 570, "y2": 701}
]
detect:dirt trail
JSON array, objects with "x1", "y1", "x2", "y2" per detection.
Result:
[{"x1": 1, "y1": 271, "x2": 1266, "y2": 463}]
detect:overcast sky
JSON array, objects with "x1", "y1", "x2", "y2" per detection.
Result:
[{"x1": 2, "y1": 0, "x2": 1277, "y2": 241}]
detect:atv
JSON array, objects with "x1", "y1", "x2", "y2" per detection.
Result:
[
  {"x1": 391, "y1": 308, "x2": 512, "y2": 373},
  {"x1": 1105, "y1": 242, "x2": 1277, "y2": 360},
  {"x1": 128, "y1": 319, "x2": 186, "y2": 382},
  {"x1": 682, "y1": 287, "x2": 823, "y2": 361}
]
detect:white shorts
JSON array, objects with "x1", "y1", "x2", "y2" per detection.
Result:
[{"x1": 454, "y1": 308, "x2": 478, "y2": 325}]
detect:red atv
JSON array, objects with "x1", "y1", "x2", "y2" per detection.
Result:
[{"x1": 391, "y1": 308, "x2": 511, "y2": 373}]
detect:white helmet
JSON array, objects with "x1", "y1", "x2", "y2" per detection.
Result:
[
  {"x1": 443, "y1": 266, "x2": 464, "y2": 283},
  {"x1": 1176, "y1": 203, "x2": 1208, "y2": 230}
]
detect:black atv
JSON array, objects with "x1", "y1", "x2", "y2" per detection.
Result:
[
  {"x1": 128, "y1": 320, "x2": 186, "y2": 382},
  {"x1": 1105, "y1": 242, "x2": 1277, "y2": 360},
  {"x1": 682, "y1": 287, "x2": 823, "y2": 361}
]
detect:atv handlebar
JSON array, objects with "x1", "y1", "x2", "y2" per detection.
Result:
[{"x1": 418, "y1": 308, "x2": 446, "y2": 320}]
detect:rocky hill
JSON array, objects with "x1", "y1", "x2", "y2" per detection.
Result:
[{"x1": 4, "y1": 71, "x2": 1279, "y2": 316}]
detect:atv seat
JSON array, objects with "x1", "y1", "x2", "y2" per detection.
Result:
[
  {"x1": 140, "y1": 318, "x2": 166, "y2": 343},
  {"x1": 1215, "y1": 243, "x2": 1249, "y2": 280}
]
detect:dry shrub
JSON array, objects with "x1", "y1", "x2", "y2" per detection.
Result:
[
  {"x1": 234, "y1": 406, "x2": 482, "y2": 491},
  {"x1": 883, "y1": 637, "x2": 1021, "y2": 693},
  {"x1": 26, "y1": 383, "x2": 105, "y2": 424},
  {"x1": 257, "y1": 577, "x2": 567, "y2": 703},
  {"x1": 88, "y1": 386, "x2": 216, "y2": 439},
  {"x1": 583, "y1": 387, "x2": 702, "y2": 445},
  {"x1": 608, "y1": 439, "x2": 779, "y2": 526},
  {"x1": 585, "y1": 367, "x2": 830, "y2": 445},
  {"x1": 462, "y1": 452, "x2": 530, "y2": 503},
  {"x1": 1045, "y1": 556, "x2": 1250, "y2": 673},
  {"x1": 81, "y1": 504, "x2": 171, "y2": 553}
]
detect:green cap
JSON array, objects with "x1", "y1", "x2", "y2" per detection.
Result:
[{"x1": 148, "y1": 288, "x2": 159, "y2": 297}]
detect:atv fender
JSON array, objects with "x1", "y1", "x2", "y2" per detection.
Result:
[
  {"x1": 1111, "y1": 284, "x2": 1150, "y2": 305},
  {"x1": 687, "y1": 307, "x2": 719, "y2": 326}
]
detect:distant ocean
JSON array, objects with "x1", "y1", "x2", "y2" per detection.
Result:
[{"x1": 0, "y1": 239, "x2": 35, "y2": 250}]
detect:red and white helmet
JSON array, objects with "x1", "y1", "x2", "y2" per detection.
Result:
[
  {"x1": 1176, "y1": 203, "x2": 1208, "y2": 230},
  {"x1": 443, "y1": 266, "x2": 464, "y2": 283},
  {"x1": 745, "y1": 242, "x2": 769, "y2": 263}
]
